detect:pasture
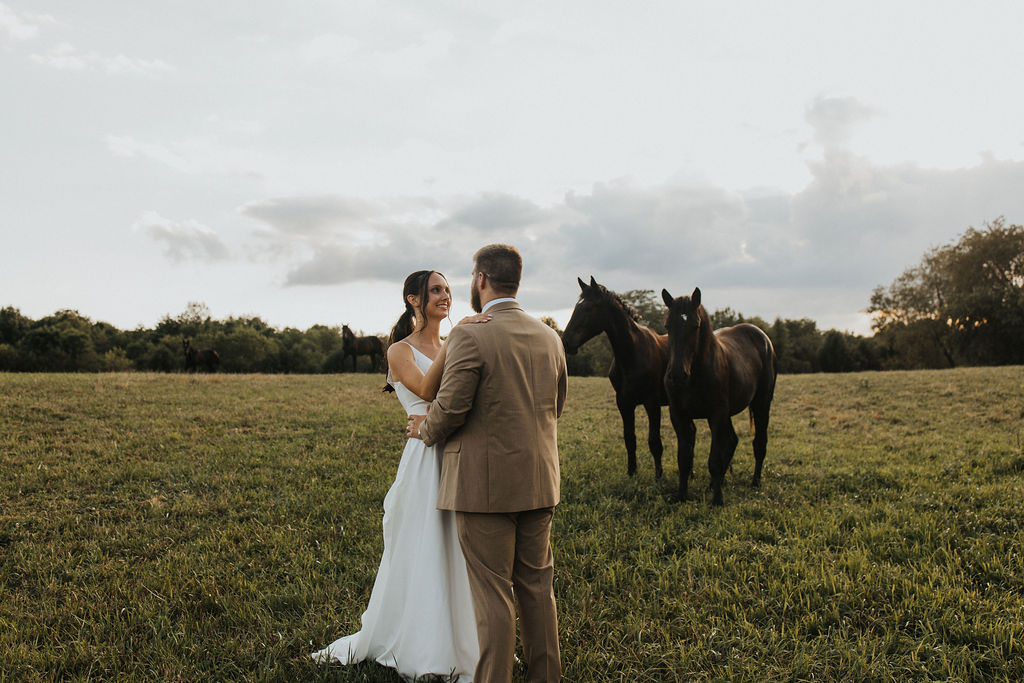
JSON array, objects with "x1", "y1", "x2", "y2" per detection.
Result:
[{"x1": 1, "y1": 368, "x2": 1022, "y2": 681}]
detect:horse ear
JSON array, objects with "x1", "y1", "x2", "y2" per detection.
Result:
[
  {"x1": 692, "y1": 287, "x2": 701, "y2": 306},
  {"x1": 589, "y1": 275, "x2": 598, "y2": 288},
  {"x1": 662, "y1": 289, "x2": 674, "y2": 307},
  {"x1": 577, "y1": 276, "x2": 587, "y2": 291}
]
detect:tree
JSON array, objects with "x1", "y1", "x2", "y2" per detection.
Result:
[
  {"x1": 619, "y1": 289, "x2": 667, "y2": 334},
  {"x1": 542, "y1": 314, "x2": 612, "y2": 377},
  {"x1": 818, "y1": 331, "x2": 854, "y2": 373},
  {"x1": 0, "y1": 306, "x2": 30, "y2": 345},
  {"x1": 770, "y1": 318, "x2": 821, "y2": 374},
  {"x1": 869, "y1": 218, "x2": 1024, "y2": 367},
  {"x1": 17, "y1": 310, "x2": 101, "y2": 371}
]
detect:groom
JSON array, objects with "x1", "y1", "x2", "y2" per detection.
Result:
[{"x1": 407, "y1": 244, "x2": 568, "y2": 682}]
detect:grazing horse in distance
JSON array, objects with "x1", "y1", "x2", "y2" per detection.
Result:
[
  {"x1": 183, "y1": 338, "x2": 220, "y2": 373},
  {"x1": 661, "y1": 287, "x2": 777, "y2": 505},
  {"x1": 341, "y1": 325, "x2": 385, "y2": 372},
  {"x1": 562, "y1": 276, "x2": 670, "y2": 479}
]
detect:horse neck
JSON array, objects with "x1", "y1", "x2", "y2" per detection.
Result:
[
  {"x1": 694, "y1": 308, "x2": 719, "y2": 367},
  {"x1": 604, "y1": 305, "x2": 646, "y2": 365}
]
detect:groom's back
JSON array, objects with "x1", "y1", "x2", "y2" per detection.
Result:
[{"x1": 434, "y1": 301, "x2": 567, "y2": 513}]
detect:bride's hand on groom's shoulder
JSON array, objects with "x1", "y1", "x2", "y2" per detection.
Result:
[{"x1": 456, "y1": 313, "x2": 492, "y2": 326}]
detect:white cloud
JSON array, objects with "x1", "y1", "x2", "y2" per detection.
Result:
[
  {"x1": 299, "y1": 33, "x2": 361, "y2": 67},
  {"x1": 229, "y1": 142, "x2": 1024, "y2": 333},
  {"x1": 0, "y1": 3, "x2": 51, "y2": 41},
  {"x1": 107, "y1": 134, "x2": 193, "y2": 173},
  {"x1": 298, "y1": 28, "x2": 453, "y2": 77},
  {"x1": 105, "y1": 133, "x2": 265, "y2": 179},
  {"x1": 805, "y1": 96, "x2": 878, "y2": 149},
  {"x1": 134, "y1": 211, "x2": 229, "y2": 263},
  {"x1": 439, "y1": 193, "x2": 547, "y2": 233},
  {"x1": 31, "y1": 42, "x2": 173, "y2": 76}
]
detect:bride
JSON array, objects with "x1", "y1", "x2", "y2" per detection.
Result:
[{"x1": 313, "y1": 270, "x2": 488, "y2": 680}]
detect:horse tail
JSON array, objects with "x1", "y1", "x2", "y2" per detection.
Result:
[{"x1": 380, "y1": 356, "x2": 394, "y2": 392}]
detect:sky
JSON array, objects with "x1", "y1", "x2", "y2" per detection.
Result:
[{"x1": 3, "y1": 1, "x2": 1024, "y2": 337}]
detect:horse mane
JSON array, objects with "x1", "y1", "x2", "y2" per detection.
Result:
[
  {"x1": 588, "y1": 284, "x2": 644, "y2": 325},
  {"x1": 695, "y1": 302, "x2": 715, "y2": 356}
]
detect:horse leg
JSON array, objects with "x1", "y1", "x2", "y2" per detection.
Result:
[
  {"x1": 643, "y1": 402, "x2": 663, "y2": 479},
  {"x1": 617, "y1": 395, "x2": 638, "y2": 476},
  {"x1": 708, "y1": 415, "x2": 739, "y2": 506},
  {"x1": 669, "y1": 405, "x2": 695, "y2": 501},
  {"x1": 750, "y1": 402, "x2": 771, "y2": 488}
]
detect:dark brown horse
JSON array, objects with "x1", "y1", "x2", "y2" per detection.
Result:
[
  {"x1": 341, "y1": 325, "x2": 385, "y2": 372},
  {"x1": 183, "y1": 338, "x2": 220, "y2": 373},
  {"x1": 661, "y1": 287, "x2": 776, "y2": 505},
  {"x1": 563, "y1": 276, "x2": 671, "y2": 479}
]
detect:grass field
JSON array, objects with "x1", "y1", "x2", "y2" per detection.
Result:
[{"x1": 2, "y1": 368, "x2": 1023, "y2": 681}]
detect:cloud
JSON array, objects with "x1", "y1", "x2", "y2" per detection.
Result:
[
  {"x1": 299, "y1": 33, "x2": 361, "y2": 67},
  {"x1": 227, "y1": 81, "x2": 1024, "y2": 328},
  {"x1": 107, "y1": 134, "x2": 192, "y2": 172},
  {"x1": 559, "y1": 180, "x2": 751, "y2": 277},
  {"x1": 805, "y1": 96, "x2": 877, "y2": 149},
  {"x1": 788, "y1": 149, "x2": 1024, "y2": 287},
  {"x1": 134, "y1": 211, "x2": 229, "y2": 263},
  {"x1": 106, "y1": 133, "x2": 265, "y2": 179},
  {"x1": 240, "y1": 195, "x2": 403, "y2": 238},
  {"x1": 31, "y1": 42, "x2": 173, "y2": 76},
  {"x1": 298, "y1": 28, "x2": 453, "y2": 76},
  {"x1": 0, "y1": 3, "x2": 51, "y2": 41},
  {"x1": 240, "y1": 193, "x2": 461, "y2": 284},
  {"x1": 438, "y1": 193, "x2": 546, "y2": 232}
]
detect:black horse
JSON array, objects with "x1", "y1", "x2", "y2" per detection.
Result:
[
  {"x1": 342, "y1": 325, "x2": 385, "y2": 372},
  {"x1": 661, "y1": 288, "x2": 777, "y2": 505},
  {"x1": 183, "y1": 338, "x2": 220, "y2": 373},
  {"x1": 563, "y1": 276, "x2": 670, "y2": 479}
]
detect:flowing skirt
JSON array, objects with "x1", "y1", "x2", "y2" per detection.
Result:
[{"x1": 312, "y1": 437, "x2": 478, "y2": 681}]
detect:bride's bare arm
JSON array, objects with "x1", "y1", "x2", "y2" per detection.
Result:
[{"x1": 388, "y1": 313, "x2": 491, "y2": 401}]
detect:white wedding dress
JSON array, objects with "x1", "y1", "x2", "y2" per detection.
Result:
[{"x1": 313, "y1": 342, "x2": 479, "y2": 681}]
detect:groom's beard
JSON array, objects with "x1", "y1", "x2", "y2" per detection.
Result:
[{"x1": 470, "y1": 277, "x2": 482, "y2": 313}]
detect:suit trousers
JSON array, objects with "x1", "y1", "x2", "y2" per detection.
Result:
[{"x1": 456, "y1": 508, "x2": 560, "y2": 683}]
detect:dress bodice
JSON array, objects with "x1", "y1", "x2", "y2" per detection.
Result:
[{"x1": 388, "y1": 341, "x2": 434, "y2": 416}]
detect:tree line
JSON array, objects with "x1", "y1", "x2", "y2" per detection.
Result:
[
  {"x1": 3, "y1": 219, "x2": 1020, "y2": 375},
  {"x1": 0, "y1": 302, "x2": 382, "y2": 374}
]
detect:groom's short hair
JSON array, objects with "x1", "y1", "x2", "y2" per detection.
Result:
[{"x1": 474, "y1": 244, "x2": 521, "y2": 295}]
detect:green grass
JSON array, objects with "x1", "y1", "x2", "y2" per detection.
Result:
[{"x1": 2, "y1": 368, "x2": 1023, "y2": 681}]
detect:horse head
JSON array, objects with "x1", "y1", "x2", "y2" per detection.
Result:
[
  {"x1": 562, "y1": 275, "x2": 609, "y2": 354},
  {"x1": 662, "y1": 287, "x2": 706, "y2": 384}
]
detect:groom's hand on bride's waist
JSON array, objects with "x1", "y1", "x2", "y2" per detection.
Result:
[{"x1": 406, "y1": 413, "x2": 426, "y2": 440}]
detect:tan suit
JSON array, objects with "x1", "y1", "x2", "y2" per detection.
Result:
[{"x1": 420, "y1": 300, "x2": 567, "y2": 683}]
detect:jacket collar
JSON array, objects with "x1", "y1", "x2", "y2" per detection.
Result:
[{"x1": 483, "y1": 298, "x2": 521, "y2": 314}]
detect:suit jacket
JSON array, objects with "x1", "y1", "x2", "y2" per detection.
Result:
[{"x1": 420, "y1": 300, "x2": 568, "y2": 513}]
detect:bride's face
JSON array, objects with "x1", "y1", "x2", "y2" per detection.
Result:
[{"x1": 421, "y1": 272, "x2": 451, "y2": 322}]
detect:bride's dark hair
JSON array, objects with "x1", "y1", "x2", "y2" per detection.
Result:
[{"x1": 382, "y1": 269, "x2": 444, "y2": 392}]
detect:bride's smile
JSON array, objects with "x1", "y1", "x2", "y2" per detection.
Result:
[{"x1": 423, "y1": 273, "x2": 452, "y2": 321}]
